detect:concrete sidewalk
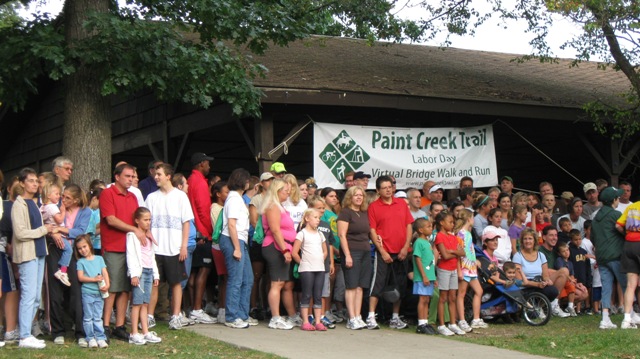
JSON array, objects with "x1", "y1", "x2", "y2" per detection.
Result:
[{"x1": 188, "y1": 323, "x2": 550, "y2": 359}]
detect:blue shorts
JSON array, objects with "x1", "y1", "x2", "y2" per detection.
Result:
[
  {"x1": 413, "y1": 281, "x2": 435, "y2": 296},
  {"x1": 463, "y1": 275, "x2": 478, "y2": 283},
  {"x1": 131, "y1": 267, "x2": 153, "y2": 305},
  {"x1": 592, "y1": 286, "x2": 602, "y2": 302}
]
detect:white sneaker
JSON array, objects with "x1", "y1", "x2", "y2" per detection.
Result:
[
  {"x1": 225, "y1": 318, "x2": 249, "y2": 329},
  {"x1": 179, "y1": 312, "x2": 196, "y2": 326},
  {"x1": 54, "y1": 270, "x2": 71, "y2": 286},
  {"x1": 470, "y1": 318, "x2": 489, "y2": 329},
  {"x1": 631, "y1": 312, "x2": 640, "y2": 325},
  {"x1": 128, "y1": 333, "x2": 146, "y2": 345},
  {"x1": 143, "y1": 331, "x2": 162, "y2": 343},
  {"x1": 448, "y1": 323, "x2": 466, "y2": 335},
  {"x1": 139, "y1": 315, "x2": 157, "y2": 330},
  {"x1": 287, "y1": 313, "x2": 303, "y2": 327},
  {"x1": 458, "y1": 320, "x2": 473, "y2": 333},
  {"x1": 366, "y1": 316, "x2": 380, "y2": 330},
  {"x1": 621, "y1": 320, "x2": 638, "y2": 329},
  {"x1": 189, "y1": 309, "x2": 217, "y2": 324},
  {"x1": 97, "y1": 339, "x2": 109, "y2": 348},
  {"x1": 19, "y1": 336, "x2": 46, "y2": 349},
  {"x1": 169, "y1": 315, "x2": 182, "y2": 330},
  {"x1": 4, "y1": 329, "x2": 19, "y2": 342},
  {"x1": 268, "y1": 317, "x2": 293, "y2": 330},
  {"x1": 567, "y1": 307, "x2": 577, "y2": 317},
  {"x1": 389, "y1": 317, "x2": 408, "y2": 329},
  {"x1": 53, "y1": 336, "x2": 65, "y2": 345},
  {"x1": 599, "y1": 319, "x2": 618, "y2": 329},
  {"x1": 0, "y1": 341, "x2": 4, "y2": 348},
  {"x1": 552, "y1": 305, "x2": 570, "y2": 318},
  {"x1": 437, "y1": 325, "x2": 455, "y2": 336},
  {"x1": 88, "y1": 338, "x2": 98, "y2": 348},
  {"x1": 78, "y1": 337, "x2": 88, "y2": 348},
  {"x1": 245, "y1": 317, "x2": 259, "y2": 326},
  {"x1": 346, "y1": 318, "x2": 362, "y2": 330}
]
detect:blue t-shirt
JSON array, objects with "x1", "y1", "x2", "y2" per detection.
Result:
[
  {"x1": 512, "y1": 251, "x2": 547, "y2": 280},
  {"x1": 26, "y1": 199, "x2": 47, "y2": 257},
  {"x1": 188, "y1": 219, "x2": 197, "y2": 247},
  {"x1": 87, "y1": 208, "x2": 101, "y2": 250},
  {"x1": 77, "y1": 255, "x2": 107, "y2": 295}
]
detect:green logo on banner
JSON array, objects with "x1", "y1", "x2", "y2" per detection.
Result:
[{"x1": 319, "y1": 131, "x2": 370, "y2": 183}]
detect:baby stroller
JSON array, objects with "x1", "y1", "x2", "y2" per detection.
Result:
[{"x1": 463, "y1": 245, "x2": 551, "y2": 326}]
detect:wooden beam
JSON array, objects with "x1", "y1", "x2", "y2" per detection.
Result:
[
  {"x1": 578, "y1": 134, "x2": 612, "y2": 177},
  {"x1": 173, "y1": 132, "x2": 190, "y2": 169},
  {"x1": 259, "y1": 88, "x2": 583, "y2": 121},
  {"x1": 235, "y1": 118, "x2": 255, "y2": 155}
]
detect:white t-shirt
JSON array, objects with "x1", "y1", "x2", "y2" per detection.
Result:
[
  {"x1": 617, "y1": 201, "x2": 631, "y2": 214},
  {"x1": 283, "y1": 198, "x2": 308, "y2": 230},
  {"x1": 580, "y1": 238, "x2": 601, "y2": 287},
  {"x1": 556, "y1": 214, "x2": 585, "y2": 236},
  {"x1": 484, "y1": 225, "x2": 511, "y2": 266},
  {"x1": 295, "y1": 228, "x2": 326, "y2": 272},
  {"x1": 107, "y1": 183, "x2": 145, "y2": 207},
  {"x1": 145, "y1": 188, "x2": 194, "y2": 256},
  {"x1": 222, "y1": 191, "x2": 250, "y2": 243},
  {"x1": 41, "y1": 203, "x2": 63, "y2": 226}
]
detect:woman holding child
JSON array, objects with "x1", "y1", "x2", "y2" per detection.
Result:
[{"x1": 47, "y1": 184, "x2": 92, "y2": 345}]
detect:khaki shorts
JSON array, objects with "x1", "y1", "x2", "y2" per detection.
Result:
[{"x1": 103, "y1": 251, "x2": 131, "y2": 293}]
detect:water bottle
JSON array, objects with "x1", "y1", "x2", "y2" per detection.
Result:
[{"x1": 99, "y1": 280, "x2": 109, "y2": 299}]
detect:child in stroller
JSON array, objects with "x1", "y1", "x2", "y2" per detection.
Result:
[{"x1": 465, "y1": 244, "x2": 551, "y2": 326}]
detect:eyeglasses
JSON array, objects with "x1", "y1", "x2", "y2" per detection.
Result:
[{"x1": 392, "y1": 181, "x2": 397, "y2": 184}]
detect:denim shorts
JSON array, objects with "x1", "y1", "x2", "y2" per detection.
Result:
[
  {"x1": 131, "y1": 267, "x2": 153, "y2": 305},
  {"x1": 413, "y1": 281, "x2": 434, "y2": 296}
]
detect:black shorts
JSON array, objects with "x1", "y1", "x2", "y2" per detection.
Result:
[
  {"x1": 191, "y1": 241, "x2": 214, "y2": 269},
  {"x1": 369, "y1": 252, "x2": 408, "y2": 300},
  {"x1": 262, "y1": 244, "x2": 291, "y2": 282},
  {"x1": 249, "y1": 242, "x2": 265, "y2": 263},
  {"x1": 621, "y1": 241, "x2": 640, "y2": 274},
  {"x1": 156, "y1": 254, "x2": 188, "y2": 285},
  {"x1": 342, "y1": 250, "x2": 372, "y2": 289}
]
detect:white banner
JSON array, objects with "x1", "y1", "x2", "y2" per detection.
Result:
[{"x1": 313, "y1": 123, "x2": 497, "y2": 190}]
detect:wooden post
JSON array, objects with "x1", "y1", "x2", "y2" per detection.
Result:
[{"x1": 255, "y1": 116, "x2": 274, "y2": 174}]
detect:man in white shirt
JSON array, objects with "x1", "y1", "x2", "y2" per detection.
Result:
[
  {"x1": 407, "y1": 188, "x2": 427, "y2": 220},
  {"x1": 145, "y1": 163, "x2": 194, "y2": 330},
  {"x1": 617, "y1": 181, "x2": 632, "y2": 213}
]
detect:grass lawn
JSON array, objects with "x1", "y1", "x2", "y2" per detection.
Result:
[
  {"x1": 1, "y1": 322, "x2": 280, "y2": 359},
  {"x1": 449, "y1": 313, "x2": 639, "y2": 359}
]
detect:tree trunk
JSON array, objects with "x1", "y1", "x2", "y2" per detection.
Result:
[{"x1": 62, "y1": 0, "x2": 112, "y2": 188}]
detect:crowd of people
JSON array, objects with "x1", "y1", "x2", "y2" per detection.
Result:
[{"x1": 1, "y1": 155, "x2": 640, "y2": 350}]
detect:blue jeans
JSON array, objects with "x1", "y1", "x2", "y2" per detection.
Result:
[
  {"x1": 600, "y1": 260, "x2": 627, "y2": 310},
  {"x1": 58, "y1": 238, "x2": 73, "y2": 268},
  {"x1": 18, "y1": 257, "x2": 45, "y2": 339},
  {"x1": 82, "y1": 292, "x2": 106, "y2": 341},
  {"x1": 132, "y1": 268, "x2": 154, "y2": 305},
  {"x1": 219, "y1": 234, "x2": 253, "y2": 321},
  {"x1": 181, "y1": 244, "x2": 196, "y2": 290}
]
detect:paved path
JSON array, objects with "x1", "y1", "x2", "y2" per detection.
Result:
[{"x1": 188, "y1": 323, "x2": 550, "y2": 359}]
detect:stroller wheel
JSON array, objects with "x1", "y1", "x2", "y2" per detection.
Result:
[{"x1": 522, "y1": 291, "x2": 551, "y2": 326}]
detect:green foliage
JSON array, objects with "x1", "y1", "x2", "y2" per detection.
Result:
[
  {"x1": 0, "y1": 0, "x2": 420, "y2": 117},
  {"x1": 0, "y1": 12, "x2": 68, "y2": 110}
]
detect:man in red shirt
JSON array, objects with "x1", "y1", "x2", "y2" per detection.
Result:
[
  {"x1": 186, "y1": 152, "x2": 217, "y2": 320},
  {"x1": 367, "y1": 176, "x2": 414, "y2": 330},
  {"x1": 100, "y1": 164, "x2": 145, "y2": 341}
]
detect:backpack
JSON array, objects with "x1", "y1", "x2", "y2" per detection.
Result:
[
  {"x1": 252, "y1": 214, "x2": 265, "y2": 244},
  {"x1": 212, "y1": 209, "x2": 224, "y2": 244}
]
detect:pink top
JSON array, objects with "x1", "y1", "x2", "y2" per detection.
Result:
[
  {"x1": 262, "y1": 208, "x2": 296, "y2": 252},
  {"x1": 65, "y1": 208, "x2": 79, "y2": 231},
  {"x1": 140, "y1": 237, "x2": 154, "y2": 269}
]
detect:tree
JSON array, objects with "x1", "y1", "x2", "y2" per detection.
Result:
[{"x1": 0, "y1": 0, "x2": 413, "y2": 186}]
